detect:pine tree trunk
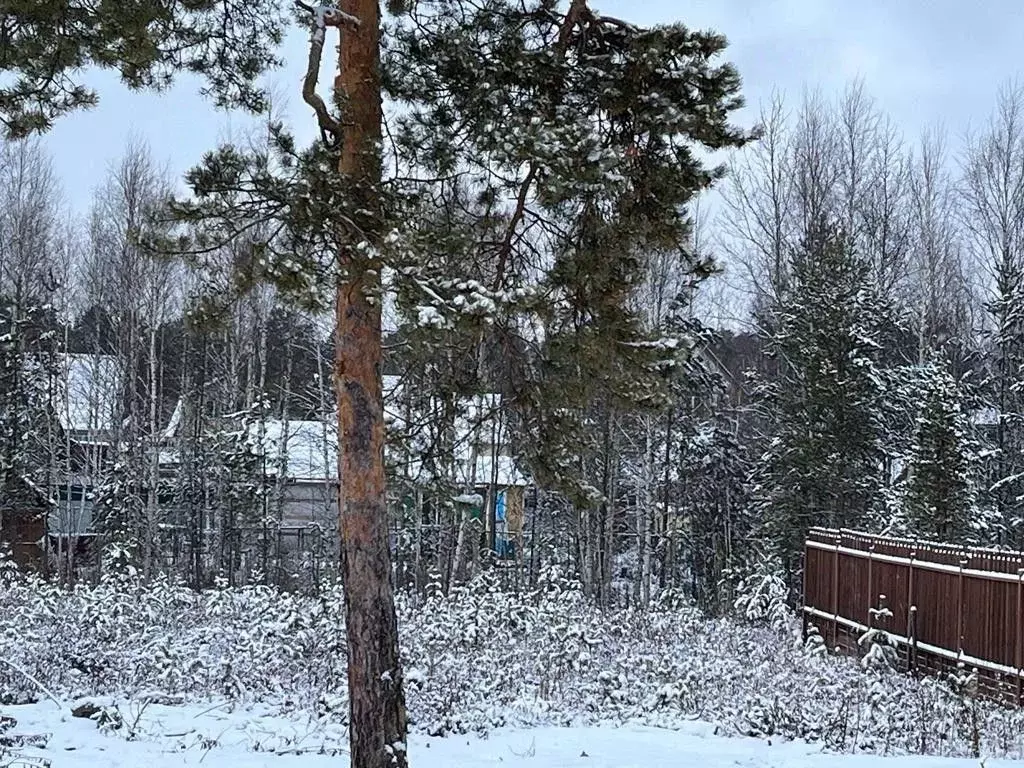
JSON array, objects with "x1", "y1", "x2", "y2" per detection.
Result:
[{"x1": 335, "y1": 2, "x2": 408, "y2": 766}]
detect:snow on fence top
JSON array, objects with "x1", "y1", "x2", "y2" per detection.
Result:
[
  {"x1": 804, "y1": 527, "x2": 1024, "y2": 701},
  {"x1": 806, "y1": 527, "x2": 1024, "y2": 574}
]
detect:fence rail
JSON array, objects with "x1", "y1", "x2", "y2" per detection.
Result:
[{"x1": 803, "y1": 528, "x2": 1024, "y2": 702}]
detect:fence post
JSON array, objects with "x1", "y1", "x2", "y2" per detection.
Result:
[
  {"x1": 832, "y1": 534, "x2": 841, "y2": 649},
  {"x1": 1017, "y1": 564, "x2": 1023, "y2": 705},
  {"x1": 907, "y1": 544, "x2": 917, "y2": 673},
  {"x1": 957, "y1": 554, "x2": 967, "y2": 658},
  {"x1": 801, "y1": 545, "x2": 808, "y2": 642},
  {"x1": 867, "y1": 544, "x2": 874, "y2": 629}
]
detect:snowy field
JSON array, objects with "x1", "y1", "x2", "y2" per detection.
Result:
[
  {"x1": 5, "y1": 566, "x2": 1024, "y2": 766},
  {"x1": 5, "y1": 700, "x2": 1024, "y2": 768}
]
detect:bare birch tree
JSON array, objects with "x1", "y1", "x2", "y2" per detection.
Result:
[
  {"x1": 961, "y1": 82, "x2": 1024, "y2": 545},
  {"x1": 720, "y1": 93, "x2": 796, "y2": 311},
  {"x1": 86, "y1": 138, "x2": 179, "y2": 573},
  {"x1": 906, "y1": 127, "x2": 971, "y2": 359}
]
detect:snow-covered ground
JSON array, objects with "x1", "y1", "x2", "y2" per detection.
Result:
[
  {"x1": 3, "y1": 700, "x2": 1021, "y2": 768},
  {"x1": 6, "y1": 569, "x2": 1024, "y2": 766}
]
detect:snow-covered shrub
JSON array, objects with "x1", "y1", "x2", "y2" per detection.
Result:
[
  {"x1": 858, "y1": 596, "x2": 898, "y2": 673},
  {"x1": 3, "y1": 569, "x2": 1024, "y2": 759},
  {"x1": 732, "y1": 553, "x2": 793, "y2": 633},
  {"x1": 858, "y1": 627, "x2": 898, "y2": 671},
  {"x1": 803, "y1": 623, "x2": 827, "y2": 658}
]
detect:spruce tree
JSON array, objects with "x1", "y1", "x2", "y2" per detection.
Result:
[
  {"x1": 758, "y1": 220, "x2": 887, "y2": 584},
  {"x1": 904, "y1": 358, "x2": 976, "y2": 542}
]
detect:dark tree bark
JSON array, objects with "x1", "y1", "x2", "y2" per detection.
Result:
[{"x1": 334, "y1": 1, "x2": 409, "y2": 767}]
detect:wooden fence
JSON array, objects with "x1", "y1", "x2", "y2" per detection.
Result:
[{"x1": 803, "y1": 528, "x2": 1024, "y2": 701}]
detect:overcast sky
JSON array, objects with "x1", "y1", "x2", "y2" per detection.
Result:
[{"x1": 41, "y1": 0, "x2": 1024, "y2": 216}]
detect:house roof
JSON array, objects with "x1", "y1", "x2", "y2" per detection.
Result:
[
  {"x1": 249, "y1": 420, "x2": 338, "y2": 482},
  {"x1": 224, "y1": 376, "x2": 529, "y2": 488},
  {"x1": 56, "y1": 354, "x2": 120, "y2": 434}
]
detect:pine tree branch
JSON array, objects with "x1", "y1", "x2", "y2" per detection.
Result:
[
  {"x1": 301, "y1": 28, "x2": 342, "y2": 146},
  {"x1": 295, "y1": 2, "x2": 361, "y2": 146},
  {"x1": 492, "y1": 1, "x2": 596, "y2": 290},
  {"x1": 493, "y1": 162, "x2": 537, "y2": 290},
  {"x1": 295, "y1": 1, "x2": 362, "y2": 28},
  {"x1": 555, "y1": 0, "x2": 594, "y2": 58},
  {"x1": 593, "y1": 14, "x2": 635, "y2": 32}
]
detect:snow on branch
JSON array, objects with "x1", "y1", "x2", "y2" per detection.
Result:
[
  {"x1": 295, "y1": 0, "x2": 361, "y2": 30},
  {"x1": 295, "y1": 1, "x2": 360, "y2": 146}
]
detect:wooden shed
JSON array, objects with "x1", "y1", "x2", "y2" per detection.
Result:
[{"x1": 0, "y1": 477, "x2": 52, "y2": 570}]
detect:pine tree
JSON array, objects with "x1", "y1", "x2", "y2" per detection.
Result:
[
  {"x1": 0, "y1": 0, "x2": 286, "y2": 138},
  {"x1": 3, "y1": 2, "x2": 752, "y2": 764},
  {"x1": 758, "y1": 220, "x2": 888, "y2": 584},
  {"x1": 904, "y1": 358, "x2": 976, "y2": 542}
]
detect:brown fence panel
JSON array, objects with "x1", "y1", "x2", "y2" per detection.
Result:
[
  {"x1": 803, "y1": 543, "x2": 833, "y2": 617},
  {"x1": 804, "y1": 528, "x2": 1024, "y2": 704}
]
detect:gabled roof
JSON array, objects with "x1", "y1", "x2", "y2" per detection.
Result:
[
  {"x1": 249, "y1": 420, "x2": 338, "y2": 482},
  {"x1": 56, "y1": 354, "x2": 120, "y2": 434},
  {"x1": 238, "y1": 379, "x2": 528, "y2": 487}
]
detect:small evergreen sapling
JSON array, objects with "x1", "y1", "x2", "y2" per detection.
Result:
[
  {"x1": 732, "y1": 551, "x2": 791, "y2": 632},
  {"x1": 803, "y1": 624, "x2": 827, "y2": 658},
  {"x1": 946, "y1": 663, "x2": 982, "y2": 758},
  {"x1": 858, "y1": 594, "x2": 897, "y2": 671}
]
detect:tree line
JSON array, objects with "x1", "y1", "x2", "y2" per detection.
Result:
[
  {"x1": 7, "y1": 2, "x2": 1024, "y2": 765},
  {"x1": 8, "y1": 76, "x2": 1024, "y2": 613}
]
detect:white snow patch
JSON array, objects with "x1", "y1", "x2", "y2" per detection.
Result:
[{"x1": 1, "y1": 702, "x2": 1020, "y2": 768}]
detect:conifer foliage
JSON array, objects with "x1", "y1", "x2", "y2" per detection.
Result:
[
  {"x1": 904, "y1": 358, "x2": 977, "y2": 542},
  {"x1": 758, "y1": 222, "x2": 888, "y2": 580},
  {"x1": 0, "y1": 0, "x2": 287, "y2": 137}
]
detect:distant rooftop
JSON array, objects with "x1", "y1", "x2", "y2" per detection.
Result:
[
  {"x1": 248, "y1": 420, "x2": 338, "y2": 482},
  {"x1": 55, "y1": 353, "x2": 120, "y2": 434}
]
